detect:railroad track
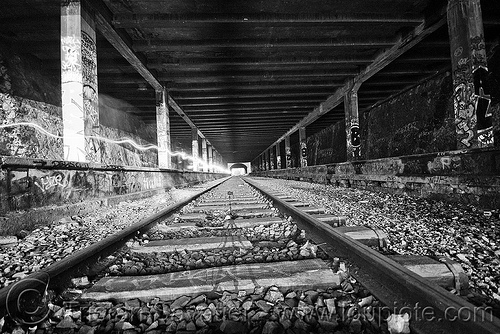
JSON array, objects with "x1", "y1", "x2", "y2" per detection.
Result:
[{"x1": 0, "y1": 176, "x2": 499, "y2": 334}]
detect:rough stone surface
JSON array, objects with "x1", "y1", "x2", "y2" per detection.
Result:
[{"x1": 249, "y1": 177, "x2": 500, "y2": 315}]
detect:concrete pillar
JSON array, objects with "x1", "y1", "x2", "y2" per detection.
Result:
[
  {"x1": 269, "y1": 146, "x2": 275, "y2": 169},
  {"x1": 275, "y1": 144, "x2": 281, "y2": 169},
  {"x1": 344, "y1": 89, "x2": 361, "y2": 160},
  {"x1": 156, "y1": 88, "x2": 171, "y2": 169},
  {"x1": 201, "y1": 138, "x2": 208, "y2": 172},
  {"x1": 191, "y1": 128, "x2": 199, "y2": 171},
  {"x1": 61, "y1": 1, "x2": 100, "y2": 162},
  {"x1": 299, "y1": 127, "x2": 307, "y2": 167},
  {"x1": 285, "y1": 135, "x2": 292, "y2": 168},
  {"x1": 447, "y1": 0, "x2": 493, "y2": 148},
  {"x1": 263, "y1": 150, "x2": 268, "y2": 170},
  {"x1": 212, "y1": 150, "x2": 218, "y2": 170},
  {"x1": 208, "y1": 144, "x2": 213, "y2": 172}
]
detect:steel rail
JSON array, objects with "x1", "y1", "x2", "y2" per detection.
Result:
[
  {"x1": 243, "y1": 176, "x2": 500, "y2": 334},
  {"x1": 0, "y1": 177, "x2": 229, "y2": 320}
]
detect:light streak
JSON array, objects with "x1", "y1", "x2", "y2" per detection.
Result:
[{"x1": 0, "y1": 122, "x2": 230, "y2": 173}]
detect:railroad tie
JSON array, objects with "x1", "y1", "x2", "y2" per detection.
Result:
[
  {"x1": 389, "y1": 255, "x2": 469, "y2": 294},
  {"x1": 81, "y1": 259, "x2": 341, "y2": 302}
]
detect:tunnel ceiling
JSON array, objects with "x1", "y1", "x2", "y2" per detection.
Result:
[{"x1": 1, "y1": 0, "x2": 500, "y2": 163}]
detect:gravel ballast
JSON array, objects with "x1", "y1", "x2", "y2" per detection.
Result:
[
  {"x1": 0, "y1": 187, "x2": 208, "y2": 290},
  {"x1": 250, "y1": 177, "x2": 500, "y2": 313}
]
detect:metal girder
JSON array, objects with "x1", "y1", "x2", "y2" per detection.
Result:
[
  {"x1": 99, "y1": 70, "x2": 435, "y2": 85},
  {"x1": 98, "y1": 72, "x2": 357, "y2": 84},
  {"x1": 133, "y1": 39, "x2": 396, "y2": 51},
  {"x1": 86, "y1": 0, "x2": 212, "y2": 146},
  {"x1": 182, "y1": 106, "x2": 315, "y2": 112},
  {"x1": 87, "y1": 0, "x2": 162, "y2": 91},
  {"x1": 168, "y1": 83, "x2": 344, "y2": 92},
  {"x1": 112, "y1": 13, "x2": 423, "y2": 28},
  {"x1": 180, "y1": 100, "x2": 324, "y2": 107},
  {"x1": 261, "y1": 15, "x2": 448, "y2": 156},
  {"x1": 170, "y1": 92, "x2": 331, "y2": 100},
  {"x1": 149, "y1": 57, "x2": 375, "y2": 68}
]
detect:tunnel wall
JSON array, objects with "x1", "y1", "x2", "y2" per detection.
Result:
[
  {"x1": 0, "y1": 155, "x2": 227, "y2": 215},
  {"x1": 0, "y1": 46, "x2": 159, "y2": 167},
  {"x1": 305, "y1": 70, "x2": 500, "y2": 166},
  {"x1": 252, "y1": 147, "x2": 500, "y2": 208}
]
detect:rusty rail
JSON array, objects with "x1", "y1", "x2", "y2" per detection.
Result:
[
  {"x1": 0, "y1": 177, "x2": 229, "y2": 320},
  {"x1": 243, "y1": 176, "x2": 500, "y2": 334}
]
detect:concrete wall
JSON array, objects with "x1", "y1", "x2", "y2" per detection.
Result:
[
  {"x1": 253, "y1": 53, "x2": 500, "y2": 208},
  {"x1": 307, "y1": 120, "x2": 346, "y2": 164},
  {"x1": 253, "y1": 148, "x2": 500, "y2": 208},
  {"x1": 360, "y1": 73, "x2": 457, "y2": 159},
  {"x1": 0, "y1": 156, "x2": 227, "y2": 214},
  {"x1": 0, "y1": 45, "x2": 159, "y2": 167}
]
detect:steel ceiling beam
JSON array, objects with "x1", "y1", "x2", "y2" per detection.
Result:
[
  {"x1": 149, "y1": 57, "x2": 376, "y2": 67},
  {"x1": 113, "y1": 13, "x2": 423, "y2": 28},
  {"x1": 98, "y1": 72, "x2": 358, "y2": 84},
  {"x1": 100, "y1": 70, "x2": 435, "y2": 85},
  {"x1": 182, "y1": 106, "x2": 314, "y2": 113},
  {"x1": 87, "y1": 0, "x2": 212, "y2": 146},
  {"x1": 168, "y1": 84, "x2": 344, "y2": 92},
  {"x1": 179, "y1": 98, "x2": 324, "y2": 107},
  {"x1": 170, "y1": 92, "x2": 331, "y2": 100},
  {"x1": 133, "y1": 39, "x2": 396, "y2": 51},
  {"x1": 261, "y1": 15, "x2": 448, "y2": 156}
]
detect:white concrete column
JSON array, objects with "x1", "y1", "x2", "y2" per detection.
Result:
[
  {"x1": 208, "y1": 144, "x2": 213, "y2": 172},
  {"x1": 275, "y1": 143, "x2": 281, "y2": 169},
  {"x1": 299, "y1": 127, "x2": 307, "y2": 167},
  {"x1": 191, "y1": 128, "x2": 199, "y2": 171},
  {"x1": 156, "y1": 88, "x2": 171, "y2": 168},
  {"x1": 201, "y1": 138, "x2": 208, "y2": 172},
  {"x1": 61, "y1": 1, "x2": 100, "y2": 162}
]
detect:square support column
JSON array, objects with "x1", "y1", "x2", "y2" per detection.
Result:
[
  {"x1": 344, "y1": 89, "x2": 361, "y2": 161},
  {"x1": 299, "y1": 127, "x2": 307, "y2": 167},
  {"x1": 447, "y1": 0, "x2": 493, "y2": 148},
  {"x1": 275, "y1": 144, "x2": 281, "y2": 169},
  {"x1": 191, "y1": 128, "x2": 199, "y2": 171},
  {"x1": 285, "y1": 135, "x2": 292, "y2": 168},
  {"x1": 269, "y1": 146, "x2": 275, "y2": 169},
  {"x1": 61, "y1": 1, "x2": 100, "y2": 162},
  {"x1": 156, "y1": 88, "x2": 171, "y2": 169},
  {"x1": 208, "y1": 144, "x2": 213, "y2": 172},
  {"x1": 201, "y1": 138, "x2": 208, "y2": 172}
]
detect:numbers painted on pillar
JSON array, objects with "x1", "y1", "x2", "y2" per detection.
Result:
[{"x1": 350, "y1": 125, "x2": 360, "y2": 148}]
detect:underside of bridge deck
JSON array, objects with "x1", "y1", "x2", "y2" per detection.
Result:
[{"x1": 0, "y1": 0, "x2": 499, "y2": 208}]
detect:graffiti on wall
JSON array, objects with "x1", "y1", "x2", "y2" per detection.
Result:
[
  {"x1": 427, "y1": 156, "x2": 460, "y2": 174},
  {"x1": 34, "y1": 172, "x2": 69, "y2": 193},
  {"x1": 285, "y1": 147, "x2": 292, "y2": 168},
  {"x1": 471, "y1": 35, "x2": 493, "y2": 146},
  {"x1": 61, "y1": 36, "x2": 82, "y2": 83},
  {"x1": 350, "y1": 123, "x2": 361, "y2": 159},
  {"x1": 82, "y1": 31, "x2": 100, "y2": 163},
  {"x1": 6, "y1": 168, "x2": 167, "y2": 210},
  {"x1": 452, "y1": 35, "x2": 494, "y2": 148},
  {"x1": 300, "y1": 141, "x2": 307, "y2": 167},
  {"x1": 269, "y1": 150, "x2": 275, "y2": 170},
  {"x1": 156, "y1": 91, "x2": 170, "y2": 168}
]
